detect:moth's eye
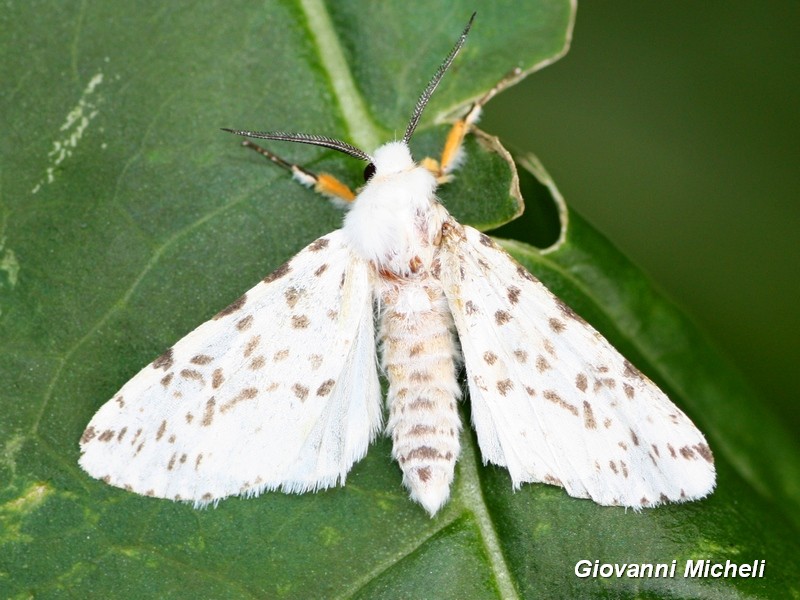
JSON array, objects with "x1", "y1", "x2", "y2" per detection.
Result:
[{"x1": 363, "y1": 163, "x2": 376, "y2": 182}]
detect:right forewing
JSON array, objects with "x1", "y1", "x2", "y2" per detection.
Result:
[{"x1": 438, "y1": 224, "x2": 715, "y2": 508}]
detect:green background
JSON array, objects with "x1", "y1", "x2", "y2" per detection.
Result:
[
  {"x1": 2, "y1": 1, "x2": 799, "y2": 598},
  {"x1": 483, "y1": 1, "x2": 800, "y2": 434}
]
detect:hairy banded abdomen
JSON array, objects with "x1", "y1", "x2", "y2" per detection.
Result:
[{"x1": 380, "y1": 279, "x2": 461, "y2": 515}]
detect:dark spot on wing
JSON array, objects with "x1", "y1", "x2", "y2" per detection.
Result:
[
  {"x1": 152, "y1": 348, "x2": 174, "y2": 371},
  {"x1": 583, "y1": 401, "x2": 597, "y2": 429},
  {"x1": 554, "y1": 297, "x2": 587, "y2": 325},
  {"x1": 507, "y1": 286, "x2": 520, "y2": 304},
  {"x1": 243, "y1": 335, "x2": 261, "y2": 357},
  {"x1": 263, "y1": 261, "x2": 291, "y2": 283},
  {"x1": 694, "y1": 444, "x2": 713, "y2": 463},
  {"x1": 497, "y1": 379, "x2": 513, "y2": 396},
  {"x1": 284, "y1": 287, "x2": 301, "y2": 309},
  {"x1": 543, "y1": 390, "x2": 579, "y2": 416},
  {"x1": 292, "y1": 383, "x2": 309, "y2": 401},
  {"x1": 212, "y1": 368, "x2": 224, "y2": 389},
  {"x1": 292, "y1": 315, "x2": 310, "y2": 329},
  {"x1": 236, "y1": 315, "x2": 254, "y2": 331},
  {"x1": 214, "y1": 293, "x2": 247, "y2": 319},
  {"x1": 515, "y1": 265, "x2": 535, "y2": 282},
  {"x1": 191, "y1": 354, "x2": 213, "y2": 365},
  {"x1": 494, "y1": 310, "x2": 511, "y2": 325},
  {"x1": 316, "y1": 379, "x2": 335, "y2": 396},
  {"x1": 309, "y1": 237, "x2": 330, "y2": 252},
  {"x1": 201, "y1": 397, "x2": 216, "y2": 427},
  {"x1": 180, "y1": 369, "x2": 204, "y2": 384},
  {"x1": 220, "y1": 387, "x2": 259, "y2": 413},
  {"x1": 623, "y1": 360, "x2": 644, "y2": 380}
]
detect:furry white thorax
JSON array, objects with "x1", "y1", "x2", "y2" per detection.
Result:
[{"x1": 343, "y1": 141, "x2": 446, "y2": 276}]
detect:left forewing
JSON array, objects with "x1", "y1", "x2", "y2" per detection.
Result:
[
  {"x1": 437, "y1": 224, "x2": 715, "y2": 508},
  {"x1": 79, "y1": 229, "x2": 381, "y2": 504}
]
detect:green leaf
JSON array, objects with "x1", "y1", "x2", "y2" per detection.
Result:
[{"x1": 2, "y1": 1, "x2": 798, "y2": 599}]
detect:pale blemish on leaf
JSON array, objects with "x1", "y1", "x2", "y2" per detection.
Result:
[
  {"x1": 1, "y1": 433, "x2": 25, "y2": 475},
  {"x1": 0, "y1": 231, "x2": 19, "y2": 316},
  {"x1": 319, "y1": 525, "x2": 343, "y2": 547},
  {"x1": 693, "y1": 538, "x2": 742, "y2": 558},
  {"x1": 31, "y1": 72, "x2": 104, "y2": 194},
  {"x1": 0, "y1": 482, "x2": 52, "y2": 545},
  {"x1": 0, "y1": 247, "x2": 18, "y2": 286},
  {"x1": 4, "y1": 482, "x2": 50, "y2": 513},
  {"x1": 0, "y1": 237, "x2": 20, "y2": 293}
]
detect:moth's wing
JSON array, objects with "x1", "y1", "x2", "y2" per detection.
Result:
[
  {"x1": 80, "y1": 229, "x2": 382, "y2": 503},
  {"x1": 438, "y1": 225, "x2": 715, "y2": 507}
]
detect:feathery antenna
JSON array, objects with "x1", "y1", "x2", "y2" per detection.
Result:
[
  {"x1": 221, "y1": 129, "x2": 372, "y2": 162},
  {"x1": 403, "y1": 12, "x2": 476, "y2": 143}
]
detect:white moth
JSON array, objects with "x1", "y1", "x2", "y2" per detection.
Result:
[{"x1": 80, "y1": 16, "x2": 715, "y2": 516}]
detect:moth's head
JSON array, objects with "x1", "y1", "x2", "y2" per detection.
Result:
[
  {"x1": 223, "y1": 13, "x2": 475, "y2": 183},
  {"x1": 370, "y1": 142, "x2": 414, "y2": 178}
]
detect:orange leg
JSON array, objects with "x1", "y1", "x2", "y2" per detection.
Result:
[
  {"x1": 241, "y1": 140, "x2": 355, "y2": 203},
  {"x1": 423, "y1": 67, "x2": 523, "y2": 182}
]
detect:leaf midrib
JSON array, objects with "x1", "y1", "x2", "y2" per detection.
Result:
[{"x1": 298, "y1": 0, "x2": 381, "y2": 151}]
